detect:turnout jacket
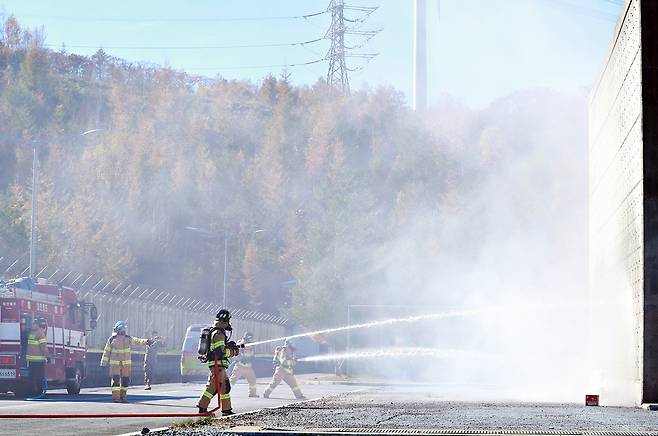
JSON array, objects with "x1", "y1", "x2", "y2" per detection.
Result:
[
  {"x1": 237, "y1": 346, "x2": 255, "y2": 367},
  {"x1": 101, "y1": 333, "x2": 148, "y2": 367},
  {"x1": 26, "y1": 327, "x2": 48, "y2": 362},
  {"x1": 273, "y1": 346, "x2": 296, "y2": 374},
  {"x1": 207, "y1": 321, "x2": 239, "y2": 368}
]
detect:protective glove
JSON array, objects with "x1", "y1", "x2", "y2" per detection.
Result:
[
  {"x1": 198, "y1": 355, "x2": 208, "y2": 363},
  {"x1": 46, "y1": 356, "x2": 51, "y2": 364},
  {"x1": 146, "y1": 338, "x2": 155, "y2": 346}
]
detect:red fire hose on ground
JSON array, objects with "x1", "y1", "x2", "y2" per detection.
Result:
[{"x1": 0, "y1": 356, "x2": 224, "y2": 419}]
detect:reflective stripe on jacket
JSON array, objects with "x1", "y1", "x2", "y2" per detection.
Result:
[
  {"x1": 207, "y1": 327, "x2": 230, "y2": 368},
  {"x1": 101, "y1": 333, "x2": 148, "y2": 367},
  {"x1": 274, "y1": 347, "x2": 295, "y2": 374},
  {"x1": 26, "y1": 328, "x2": 48, "y2": 362}
]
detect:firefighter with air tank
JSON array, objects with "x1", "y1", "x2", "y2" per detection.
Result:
[
  {"x1": 26, "y1": 316, "x2": 49, "y2": 395},
  {"x1": 263, "y1": 338, "x2": 306, "y2": 400},
  {"x1": 196, "y1": 309, "x2": 241, "y2": 415},
  {"x1": 100, "y1": 321, "x2": 154, "y2": 403},
  {"x1": 229, "y1": 331, "x2": 258, "y2": 397}
]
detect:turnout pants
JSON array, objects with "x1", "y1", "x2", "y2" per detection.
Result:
[
  {"x1": 197, "y1": 365, "x2": 231, "y2": 412},
  {"x1": 110, "y1": 364, "x2": 131, "y2": 401},
  {"x1": 144, "y1": 363, "x2": 154, "y2": 386},
  {"x1": 264, "y1": 367, "x2": 304, "y2": 399},
  {"x1": 27, "y1": 361, "x2": 45, "y2": 395},
  {"x1": 229, "y1": 364, "x2": 257, "y2": 396}
]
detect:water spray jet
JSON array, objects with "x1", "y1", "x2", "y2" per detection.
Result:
[
  {"x1": 246, "y1": 299, "x2": 589, "y2": 348},
  {"x1": 298, "y1": 346, "x2": 498, "y2": 362}
]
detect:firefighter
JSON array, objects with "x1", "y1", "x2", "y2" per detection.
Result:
[
  {"x1": 26, "y1": 316, "x2": 49, "y2": 395},
  {"x1": 143, "y1": 331, "x2": 163, "y2": 390},
  {"x1": 229, "y1": 332, "x2": 258, "y2": 397},
  {"x1": 196, "y1": 309, "x2": 240, "y2": 415},
  {"x1": 100, "y1": 321, "x2": 153, "y2": 403},
  {"x1": 263, "y1": 338, "x2": 306, "y2": 400}
]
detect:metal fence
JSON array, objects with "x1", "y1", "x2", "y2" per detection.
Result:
[{"x1": 0, "y1": 256, "x2": 290, "y2": 352}]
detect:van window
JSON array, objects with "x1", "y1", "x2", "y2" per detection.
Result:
[{"x1": 182, "y1": 334, "x2": 199, "y2": 352}]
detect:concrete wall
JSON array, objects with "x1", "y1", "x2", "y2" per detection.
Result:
[
  {"x1": 589, "y1": 0, "x2": 658, "y2": 405},
  {"x1": 639, "y1": 0, "x2": 658, "y2": 403},
  {"x1": 82, "y1": 352, "x2": 326, "y2": 388}
]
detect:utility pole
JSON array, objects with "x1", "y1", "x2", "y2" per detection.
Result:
[
  {"x1": 325, "y1": 0, "x2": 381, "y2": 95},
  {"x1": 413, "y1": 0, "x2": 428, "y2": 112},
  {"x1": 29, "y1": 141, "x2": 38, "y2": 279},
  {"x1": 222, "y1": 236, "x2": 228, "y2": 308},
  {"x1": 27, "y1": 129, "x2": 104, "y2": 279}
]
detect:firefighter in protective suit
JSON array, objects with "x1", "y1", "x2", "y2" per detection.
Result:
[
  {"x1": 196, "y1": 309, "x2": 240, "y2": 415},
  {"x1": 229, "y1": 332, "x2": 258, "y2": 397},
  {"x1": 263, "y1": 338, "x2": 306, "y2": 400},
  {"x1": 26, "y1": 316, "x2": 49, "y2": 395},
  {"x1": 100, "y1": 321, "x2": 153, "y2": 403}
]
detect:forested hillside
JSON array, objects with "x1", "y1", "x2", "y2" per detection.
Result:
[{"x1": 0, "y1": 17, "x2": 588, "y2": 327}]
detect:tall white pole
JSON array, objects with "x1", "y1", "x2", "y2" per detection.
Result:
[
  {"x1": 413, "y1": 0, "x2": 428, "y2": 112},
  {"x1": 29, "y1": 142, "x2": 38, "y2": 279},
  {"x1": 222, "y1": 236, "x2": 228, "y2": 308}
]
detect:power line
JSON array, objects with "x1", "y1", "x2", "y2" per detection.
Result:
[
  {"x1": 184, "y1": 59, "x2": 326, "y2": 71},
  {"x1": 15, "y1": 11, "x2": 327, "y2": 23},
  {"x1": 46, "y1": 38, "x2": 324, "y2": 51}
]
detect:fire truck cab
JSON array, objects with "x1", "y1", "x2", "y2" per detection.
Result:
[{"x1": 0, "y1": 277, "x2": 97, "y2": 397}]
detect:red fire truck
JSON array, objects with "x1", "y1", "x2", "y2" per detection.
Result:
[{"x1": 0, "y1": 277, "x2": 97, "y2": 396}]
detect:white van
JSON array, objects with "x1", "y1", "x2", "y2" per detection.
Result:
[{"x1": 180, "y1": 324, "x2": 207, "y2": 382}]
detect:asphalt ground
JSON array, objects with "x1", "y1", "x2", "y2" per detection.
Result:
[
  {"x1": 161, "y1": 385, "x2": 658, "y2": 436},
  {"x1": 0, "y1": 374, "x2": 356, "y2": 436}
]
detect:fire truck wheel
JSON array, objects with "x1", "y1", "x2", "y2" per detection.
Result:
[{"x1": 66, "y1": 366, "x2": 82, "y2": 395}]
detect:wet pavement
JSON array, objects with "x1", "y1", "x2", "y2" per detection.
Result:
[{"x1": 0, "y1": 375, "x2": 355, "y2": 436}]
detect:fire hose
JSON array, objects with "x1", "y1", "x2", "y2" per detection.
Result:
[
  {"x1": 25, "y1": 379, "x2": 48, "y2": 401},
  {"x1": 0, "y1": 355, "x2": 224, "y2": 419}
]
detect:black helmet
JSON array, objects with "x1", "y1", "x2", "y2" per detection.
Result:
[
  {"x1": 243, "y1": 332, "x2": 254, "y2": 342},
  {"x1": 35, "y1": 316, "x2": 47, "y2": 328},
  {"x1": 215, "y1": 309, "x2": 231, "y2": 322}
]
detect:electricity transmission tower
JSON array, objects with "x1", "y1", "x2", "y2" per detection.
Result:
[{"x1": 325, "y1": 0, "x2": 380, "y2": 94}]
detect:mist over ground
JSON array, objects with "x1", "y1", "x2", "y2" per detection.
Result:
[
  {"x1": 0, "y1": 17, "x2": 594, "y2": 400},
  {"x1": 340, "y1": 90, "x2": 590, "y2": 401}
]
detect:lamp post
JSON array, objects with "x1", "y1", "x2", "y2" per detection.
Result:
[
  {"x1": 28, "y1": 129, "x2": 105, "y2": 278},
  {"x1": 185, "y1": 227, "x2": 265, "y2": 308}
]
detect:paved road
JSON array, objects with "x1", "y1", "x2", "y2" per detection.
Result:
[
  {"x1": 163, "y1": 385, "x2": 658, "y2": 435},
  {"x1": 0, "y1": 375, "x2": 357, "y2": 436}
]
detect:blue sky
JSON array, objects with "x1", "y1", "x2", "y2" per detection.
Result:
[{"x1": 0, "y1": 0, "x2": 621, "y2": 108}]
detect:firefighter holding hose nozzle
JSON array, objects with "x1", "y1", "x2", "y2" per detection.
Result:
[
  {"x1": 100, "y1": 321, "x2": 154, "y2": 403},
  {"x1": 263, "y1": 338, "x2": 306, "y2": 400},
  {"x1": 229, "y1": 331, "x2": 258, "y2": 397},
  {"x1": 26, "y1": 316, "x2": 49, "y2": 396},
  {"x1": 196, "y1": 309, "x2": 242, "y2": 415}
]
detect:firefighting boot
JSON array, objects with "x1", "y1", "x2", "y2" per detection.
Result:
[
  {"x1": 198, "y1": 407, "x2": 208, "y2": 414},
  {"x1": 222, "y1": 409, "x2": 234, "y2": 416},
  {"x1": 249, "y1": 393, "x2": 259, "y2": 398}
]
